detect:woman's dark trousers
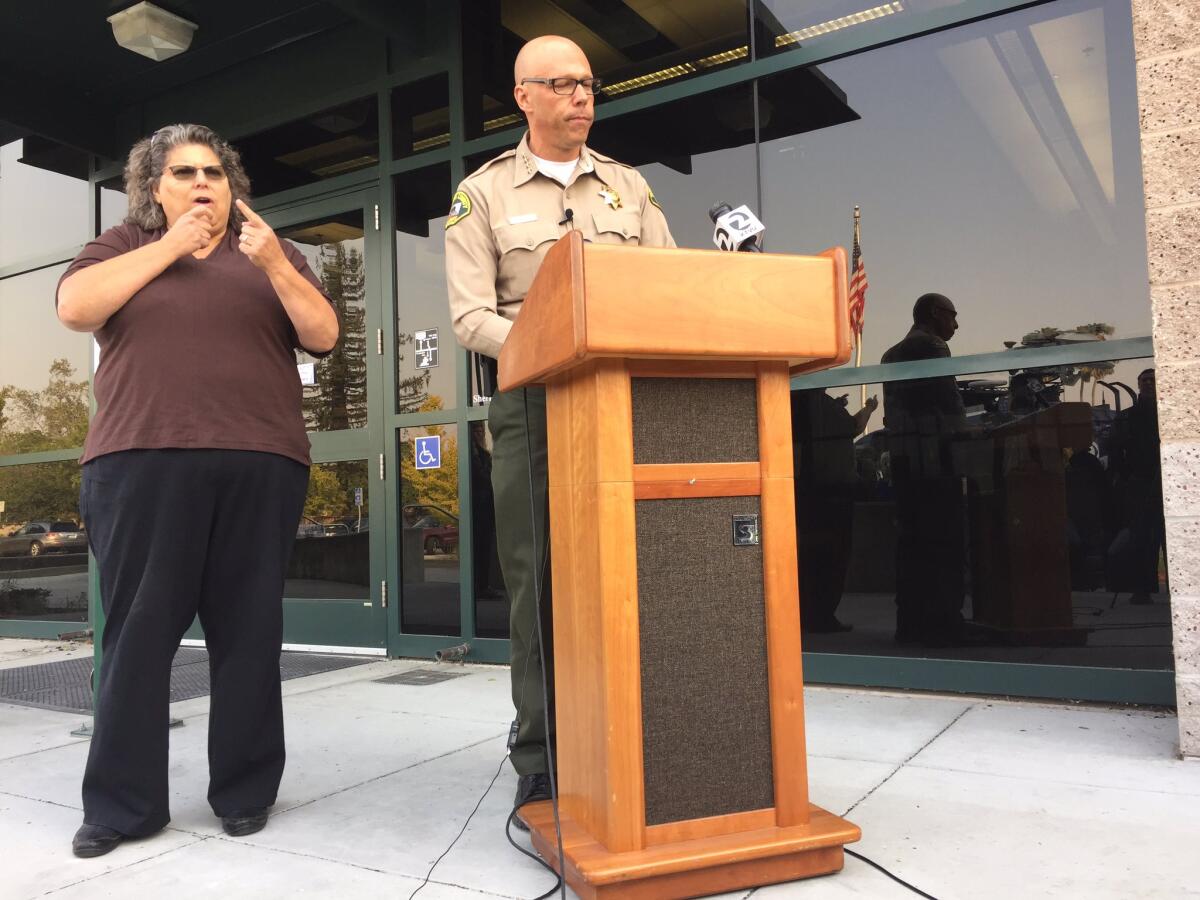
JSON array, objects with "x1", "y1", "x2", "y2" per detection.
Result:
[{"x1": 79, "y1": 449, "x2": 309, "y2": 836}]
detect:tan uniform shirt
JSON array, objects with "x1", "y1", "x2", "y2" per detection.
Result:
[{"x1": 445, "y1": 132, "x2": 675, "y2": 359}]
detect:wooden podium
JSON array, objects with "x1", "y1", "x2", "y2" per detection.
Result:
[{"x1": 498, "y1": 232, "x2": 860, "y2": 899}]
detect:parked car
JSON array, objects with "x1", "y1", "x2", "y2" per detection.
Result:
[
  {"x1": 296, "y1": 516, "x2": 352, "y2": 539},
  {"x1": 0, "y1": 521, "x2": 86, "y2": 557},
  {"x1": 402, "y1": 504, "x2": 459, "y2": 555}
]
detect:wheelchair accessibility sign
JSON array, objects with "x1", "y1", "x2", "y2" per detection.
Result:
[{"x1": 414, "y1": 435, "x2": 441, "y2": 470}]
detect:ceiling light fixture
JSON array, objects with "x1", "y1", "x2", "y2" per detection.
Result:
[
  {"x1": 775, "y1": 2, "x2": 905, "y2": 48},
  {"x1": 107, "y1": 2, "x2": 198, "y2": 61}
]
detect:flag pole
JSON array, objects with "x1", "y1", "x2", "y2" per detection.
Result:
[{"x1": 853, "y1": 206, "x2": 866, "y2": 409}]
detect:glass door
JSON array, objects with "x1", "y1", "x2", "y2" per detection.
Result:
[
  {"x1": 383, "y1": 162, "x2": 511, "y2": 660},
  {"x1": 254, "y1": 189, "x2": 386, "y2": 649}
]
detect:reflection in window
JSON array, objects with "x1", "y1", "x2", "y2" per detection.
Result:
[
  {"x1": 392, "y1": 74, "x2": 451, "y2": 157},
  {"x1": 757, "y1": 0, "x2": 961, "y2": 57},
  {"x1": 100, "y1": 179, "x2": 129, "y2": 232},
  {"x1": 791, "y1": 355, "x2": 1170, "y2": 670},
  {"x1": 280, "y1": 213, "x2": 369, "y2": 432},
  {"x1": 0, "y1": 462, "x2": 87, "y2": 622},
  {"x1": 0, "y1": 265, "x2": 90, "y2": 454},
  {"x1": 760, "y1": 0, "x2": 1149, "y2": 365},
  {"x1": 0, "y1": 139, "x2": 89, "y2": 268},
  {"x1": 288, "y1": 460, "x2": 370, "y2": 600},
  {"x1": 462, "y1": 1, "x2": 752, "y2": 137},
  {"x1": 236, "y1": 97, "x2": 380, "y2": 196},
  {"x1": 399, "y1": 424, "x2": 461, "y2": 636},
  {"x1": 395, "y1": 164, "x2": 456, "y2": 413}
]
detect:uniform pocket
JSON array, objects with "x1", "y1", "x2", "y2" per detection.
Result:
[
  {"x1": 495, "y1": 220, "x2": 561, "y2": 254},
  {"x1": 591, "y1": 209, "x2": 642, "y2": 243}
]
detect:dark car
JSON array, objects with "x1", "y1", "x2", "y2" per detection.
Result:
[
  {"x1": 0, "y1": 521, "x2": 86, "y2": 557},
  {"x1": 402, "y1": 504, "x2": 459, "y2": 555}
]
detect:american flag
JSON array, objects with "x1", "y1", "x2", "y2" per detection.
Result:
[{"x1": 848, "y1": 209, "x2": 867, "y2": 337}]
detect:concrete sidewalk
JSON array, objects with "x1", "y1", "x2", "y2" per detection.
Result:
[{"x1": 1, "y1": 643, "x2": 1198, "y2": 899}]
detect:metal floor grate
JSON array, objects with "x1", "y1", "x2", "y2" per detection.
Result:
[
  {"x1": 374, "y1": 668, "x2": 467, "y2": 686},
  {"x1": 0, "y1": 647, "x2": 370, "y2": 715}
]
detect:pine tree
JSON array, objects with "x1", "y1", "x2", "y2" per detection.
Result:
[{"x1": 304, "y1": 243, "x2": 368, "y2": 431}]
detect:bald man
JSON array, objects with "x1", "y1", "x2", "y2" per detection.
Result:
[{"x1": 445, "y1": 35, "x2": 674, "y2": 824}]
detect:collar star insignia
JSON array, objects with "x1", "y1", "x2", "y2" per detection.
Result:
[{"x1": 599, "y1": 185, "x2": 622, "y2": 210}]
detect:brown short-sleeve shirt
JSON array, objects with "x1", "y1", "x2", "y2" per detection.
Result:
[{"x1": 59, "y1": 223, "x2": 335, "y2": 466}]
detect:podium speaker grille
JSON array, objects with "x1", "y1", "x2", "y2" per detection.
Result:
[
  {"x1": 635, "y1": 496, "x2": 775, "y2": 825},
  {"x1": 631, "y1": 378, "x2": 758, "y2": 464}
]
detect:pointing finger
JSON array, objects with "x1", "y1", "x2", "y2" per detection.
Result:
[{"x1": 235, "y1": 198, "x2": 264, "y2": 225}]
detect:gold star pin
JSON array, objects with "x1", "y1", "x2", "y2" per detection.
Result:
[{"x1": 599, "y1": 185, "x2": 622, "y2": 210}]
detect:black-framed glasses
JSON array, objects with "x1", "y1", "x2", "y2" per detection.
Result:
[
  {"x1": 165, "y1": 164, "x2": 227, "y2": 182},
  {"x1": 520, "y1": 76, "x2": 603, "y2": 95}
]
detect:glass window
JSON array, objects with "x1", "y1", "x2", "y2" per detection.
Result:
[
  {"x1": 470, "y1": 419, "x2": 509, "y2": 637},
  {"x1": 399, "y1": 424, "x2": 461, "y2": 636},
  {"x1": 0, "y1": 140, "x2": 89, "y2": 267},
  {"x1": 395, "y1": 164, "x2": 457, "y2": 412},
  {"x1": 759, "y1": 0, "x2": 1150, "y2": 364},
  {"x1": 0, "y1": 461, "x2": 87, "y2": 623},
  {"x1": 100, "y1": 179, "x2": 129, "y2": 232},
  {"x1": 757, "y1": 0, "x2": 977, "y2": 59},
  {"x1": 279, "y1": 212, "x2": 369, "y2": 433},
  {"x1": 392, "y1": 74, "x2": 451, "y2": 158},
  {"x1": 288, "y1": 460, "x2": 370, "y2": 601},
  {"x1": 615, "y1": 83, "x2": 759, "y2": 250},
  {"x1": 236, "y1": 97, "x2": 380, "y2": 197},
  {"x1": 0, "y1": 265, "x2": 90, "y2": 454},
  {"x1": 790, "y1": 354, "x2": 1171, "y2": 670},
  {"x1": 462, "y1": 1, "x2": 753, "y2": 138}
]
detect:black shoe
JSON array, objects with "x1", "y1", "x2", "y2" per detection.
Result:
[
  {"x1": 221, "y1": 808, "x2": 269, "y2": 837},
  {"x1": 511, "y1": 773, "x2": 552, "y2": 832},
  {"x1": 72, "y1": 824, "x2": 124, "y2": 858}
]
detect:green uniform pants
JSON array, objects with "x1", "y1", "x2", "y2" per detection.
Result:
[{"x1": 488, "y1": 386, "x2": 555, "y2": 776}]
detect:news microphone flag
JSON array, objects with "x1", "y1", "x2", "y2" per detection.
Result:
[{"x1": 849, "y1": 207, "x2": 867, "y2": 337}]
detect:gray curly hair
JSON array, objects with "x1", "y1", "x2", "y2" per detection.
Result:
[{"x1": 123, "y1": 124, "x2": 251, "y2": 231}]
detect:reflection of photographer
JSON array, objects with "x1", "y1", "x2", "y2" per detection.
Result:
[{"x1": 792, "y1": 390, "x2": 877, "y2": 633}]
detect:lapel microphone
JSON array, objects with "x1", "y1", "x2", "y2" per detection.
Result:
[{"x1": 559, "y1": 208, "x2": 574, "y2": 227}]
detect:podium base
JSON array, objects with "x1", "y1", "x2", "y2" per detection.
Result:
[{"x1": 522, "y1": 802, "x2": 860, "y2": 900}]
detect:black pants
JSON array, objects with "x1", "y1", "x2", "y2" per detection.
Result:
[
  {"x1": 80, "y1": 449, "x2": 309, "y2": 835},
  {"x1": 893, "y1": 475, "x2": 967, "y2": 639}
]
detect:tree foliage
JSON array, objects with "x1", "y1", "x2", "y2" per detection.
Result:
[
  {"x1": 303, "y1": 243, "x2": 368, "y2": 431},
  {"x1": 0, "y1": 359, "x2": 88, "y2": 526}
]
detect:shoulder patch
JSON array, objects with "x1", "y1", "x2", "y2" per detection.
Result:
[
  {"x1": 445, "y1": 191, "x2": 472, "y2": 229},
  {"x1": 648, "y1": 186, "x2": 662, "y2": 211}
]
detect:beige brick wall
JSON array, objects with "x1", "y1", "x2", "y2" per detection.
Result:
[{"x1": 1131, "y1": 0, "x2": 1200, "y2": 756}]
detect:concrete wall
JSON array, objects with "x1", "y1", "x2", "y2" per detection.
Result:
[{"x1": 1131, "y1": 0, "x2": 1200, "y2": 756}]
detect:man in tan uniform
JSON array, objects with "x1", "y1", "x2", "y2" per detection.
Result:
[{"x1": 445, "y1": 35, "x2": 674, "y2": 822}]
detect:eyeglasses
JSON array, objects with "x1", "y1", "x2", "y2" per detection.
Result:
[
  {"x1": 520, "y1": 76, "x2": 603, "y2": 95},
  {"x1": 164, "y1": 164, "x2": 227, "y2": 182}
]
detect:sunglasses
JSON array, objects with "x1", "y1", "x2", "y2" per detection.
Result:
[{"x1": 164, "y1": 164, "x2": 227, "y2": 182}]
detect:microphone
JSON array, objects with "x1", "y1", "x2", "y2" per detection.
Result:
[
  {"x1": 559, "y1": 207, "x2": 574, "y2": 227},
  {"x1": 709, "y1": 201, "x2": 765, "y2": 252}
]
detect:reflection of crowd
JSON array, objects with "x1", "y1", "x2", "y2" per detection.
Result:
[{"x1": 792, "y1": 292, "x2": 1165, "y2": 648}]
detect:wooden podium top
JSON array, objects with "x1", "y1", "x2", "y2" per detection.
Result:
[{"x1": 498, "y1": 232, "x2": 853, "y2": 391}]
